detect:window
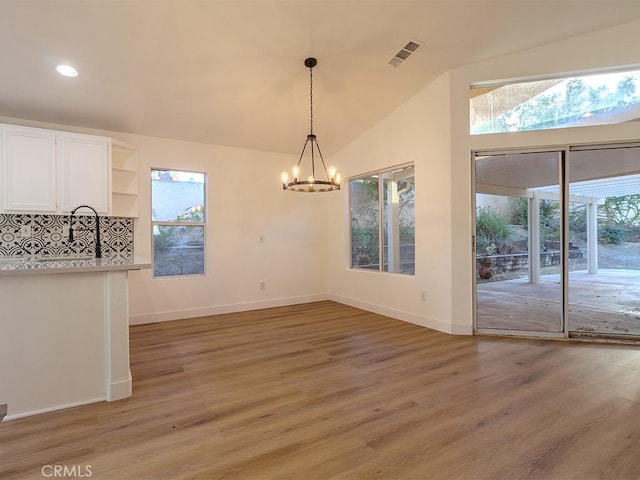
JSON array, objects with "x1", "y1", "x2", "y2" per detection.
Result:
[
  {"x1": 151, "y1": 169, "x2": 206, "y2": 277},
  {"x1": 350, "y1": 164, "x2": 415, "y2": 274},
  {"x1": 470, "y1": 68, "x2": 640, "y2": 135}
]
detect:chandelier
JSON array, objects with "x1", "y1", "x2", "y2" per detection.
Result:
[{"x1": 282, "y1": 57, "x2": 341, "y2": 192}]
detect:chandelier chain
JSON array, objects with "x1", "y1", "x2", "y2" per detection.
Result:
[{"x1": 309, "y1": 65, "x2": 314, "y2": 135}]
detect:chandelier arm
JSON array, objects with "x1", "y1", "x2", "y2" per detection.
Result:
[
  {"x1": 314, "y1": 141, "x2": 331, "y2": 179},
  {"x1": 296, "y1": 139, "x2": 310, "y2": 167}
]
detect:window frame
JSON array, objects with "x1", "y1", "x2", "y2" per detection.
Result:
[
  {"x1": 151, "y1": 168, "x2": 207, "y2": 279},
  {"x1": 349, "y1": 162, "x2": 415, "y2": 275}
]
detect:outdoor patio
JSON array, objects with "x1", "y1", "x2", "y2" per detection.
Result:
[{"x1": 476, "y1": 269, "x2": 640, "y2": 336}]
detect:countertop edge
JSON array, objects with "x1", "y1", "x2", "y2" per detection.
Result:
[{"x1": 0, "y1": 259, "x2": 151, "y2": 277}]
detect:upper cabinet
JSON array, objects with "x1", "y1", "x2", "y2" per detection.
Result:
[
  {"x1": 58, "y1": 133, "x2": 109, "y2": 214},
  {"x1": 0, "y1": 124, "x2": 139, "y2": 217},
  {"x1": 2, "y1": 126, "x2": 57, "y2": 212}
]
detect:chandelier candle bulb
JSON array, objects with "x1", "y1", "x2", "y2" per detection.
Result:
[
  {"x1": 329, "y1": 166, "x2": 336, "y2": 179},
  {"x1": 281, "y1": 171, "x2": 289, "y2": 184},
  {"x1": 292, "y1": 165, "x2": 300, "y2": 180}
]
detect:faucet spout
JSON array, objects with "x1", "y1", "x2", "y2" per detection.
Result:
[{"x1": 68, "y1": 204, "x2": 102, "y2": 258}]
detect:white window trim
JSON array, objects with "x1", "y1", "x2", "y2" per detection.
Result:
[
  {"x1": 151, "y1": 168, "x2": 207, "y2": 279},
  {"x1": 348, "y1": 162, "x2": 415, "y2": 275}
]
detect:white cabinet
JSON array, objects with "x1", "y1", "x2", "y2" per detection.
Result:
[
  {"x1": 58, "y1": 134, "x2": 109, "y2": 214},
  {"x1": 0, "y1": 124, "x2": 139, "y2": 217},
  {"x1": 1, "y1": 126, "x2": 57, "y2": 212}
]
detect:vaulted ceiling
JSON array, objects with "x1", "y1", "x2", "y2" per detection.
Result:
[{"x1": 1, "y1": 1, "x2": 640, "y2": 156}]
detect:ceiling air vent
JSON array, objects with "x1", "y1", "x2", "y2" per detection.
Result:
[{"x1": 388, "y1": 39, "x2": 424, "y2": 67}]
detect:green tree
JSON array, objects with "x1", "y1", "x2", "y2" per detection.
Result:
[
  {"x1": 539, "y1": 200, "x2": 560, "y2": 245},
  {"x1": 617, "y1": 76, "x2": 637, "y2": 105},
  {"x1": 508, "y1": 197, "x2": 528, "y2": 226},
  {"x1": 476, "y1": 206, "x2": 511, "y2": 254},
  {"x1": 599, "y1": 195, "x2": 640, "y2": 226},
  {"x1": 569, "y1": 203, "x2": 587, "y2": 244},
  {"x1": 176, "y1": 204, "x2": 205, "y2": 222}
]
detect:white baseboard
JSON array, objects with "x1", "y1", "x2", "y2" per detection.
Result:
[
  {"x1": 129, "y1": 294, "x2": 330, "y2": 325},
  {"x1": 107, "y1": 373, "x2": 132, "y2": 401},
  {"x1": 329, "y1": 294, "x2": 472, "y2": 335},
  {"x1": 129, "y1": 294, "x2": 472, "y2": 335},
  {"x1": 3, "y1": 397, "x2": 106, "y2": 421}
]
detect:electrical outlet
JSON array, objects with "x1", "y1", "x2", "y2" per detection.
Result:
[
  {"x1": 259, "y1": 281, "x2": 266, "y2": 290},
  {"x1": 420, "y1": 291, "x2": 427, "y2": 302},
  {"x1": 19, "y1": 225, "x2": 31, "y2": 238}
]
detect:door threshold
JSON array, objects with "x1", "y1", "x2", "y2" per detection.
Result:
[
  {"x1": 475, "y1": 328, "x2": 566, "y2": 340},
  {"x1": 569, "y1": 331, "x2": 640, "y2": 345}
]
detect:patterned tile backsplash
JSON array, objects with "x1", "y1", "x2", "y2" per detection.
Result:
[{"x1": 0, "y1": 214, "x2": 133, "y2": 259}]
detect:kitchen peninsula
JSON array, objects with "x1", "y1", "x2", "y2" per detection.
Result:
[{"x1": 0, "y1": 257, "x2": 149, "y2": 420}]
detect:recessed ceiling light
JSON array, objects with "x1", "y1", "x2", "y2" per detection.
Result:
[{"x1": 56, "y1": 65, "x2": 78, "y2": 77}]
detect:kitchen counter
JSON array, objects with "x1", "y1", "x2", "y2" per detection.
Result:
[
  {"x1": 0, "y1": 256, "x2": 150, "y2": 276},
  {"x1": 0, "y1": 257, "x2": 150, "y2": 420}
]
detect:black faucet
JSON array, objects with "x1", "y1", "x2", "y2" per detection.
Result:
[{"x1": 68, "y1": 204, "x2": 102, "y2": 258}]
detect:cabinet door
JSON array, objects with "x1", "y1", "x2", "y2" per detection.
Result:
[
  {"x1": 2, "y1": 126, "x2": 57, "y2": 212},
  {"x1": 58, "y1": 134, "x2": 109, "y2": 213}
]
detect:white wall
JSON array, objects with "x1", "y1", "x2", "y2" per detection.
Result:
[
  {"x1": 128, "y1": 135, "x2": 330, "y2": 323},
  {"x1": 327, "y1": 72, "x2": 460, "y2": 333},
  {"x1": 327, "y1": 19, "x2": 640, "y2": 335}
]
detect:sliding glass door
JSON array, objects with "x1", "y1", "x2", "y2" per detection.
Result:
[
  {"x1": 568, "y1": 145, "x2": 640, "y2": 338},
  {"x1": 474, "y1": 150, "x2": 564, "y2": 334},
  {"x1": 474, "y1": 143, "x2": 640, "y2": 340}
]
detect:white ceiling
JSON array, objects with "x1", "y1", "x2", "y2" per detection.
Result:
[{"x1": 2, "y1": 1, "x2": 640, "y2": 156}]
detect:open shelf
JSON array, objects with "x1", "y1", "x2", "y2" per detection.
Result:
[{"x1": 111, "y1": 140, "x2": 139, "y2": 217}]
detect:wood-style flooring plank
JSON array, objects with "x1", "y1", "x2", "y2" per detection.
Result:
[{"x1": 1, "y1": 301, "x2": 640, "y2": 479}]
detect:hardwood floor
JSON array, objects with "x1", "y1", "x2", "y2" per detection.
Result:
[{"x1": 2, "y1": 300, "x2": 640, "y2": 479}]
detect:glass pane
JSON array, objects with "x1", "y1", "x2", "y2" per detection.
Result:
[
  {"x1": 568, "y1": 146, "x2": 640, "y2": 337},
  {"x1": 382, "y1": 165, "x2": 415, "y2": 274},
  {"x1": 350, "y1": 175, "x2": 379, "y2": 270},
  {"x1": 151, "y1": 170, "x2": 205, "y2": 222},
  {"x1": 153, "y1": 225, "x2": 205, "y2": 277},
  {"x1": 475, "y1": 151, "x2": 563, "y2": 333},
  {"x1": 569, "y1": 202, "x2": 588, "y2": 273},
  {"x1": 471, "y1": 69, "x2": 640, "y2": 135},
  {"x1": 476, "y1": 195, "x2": 529, "y2": 283}
]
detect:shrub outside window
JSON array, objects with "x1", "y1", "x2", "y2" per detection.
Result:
[
  {"x1": 350, "y1": 164, "x2": 415, "y2": 274},
  {"x1": 151, "y1": 169, "x2": 206, "y2": 278}
]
